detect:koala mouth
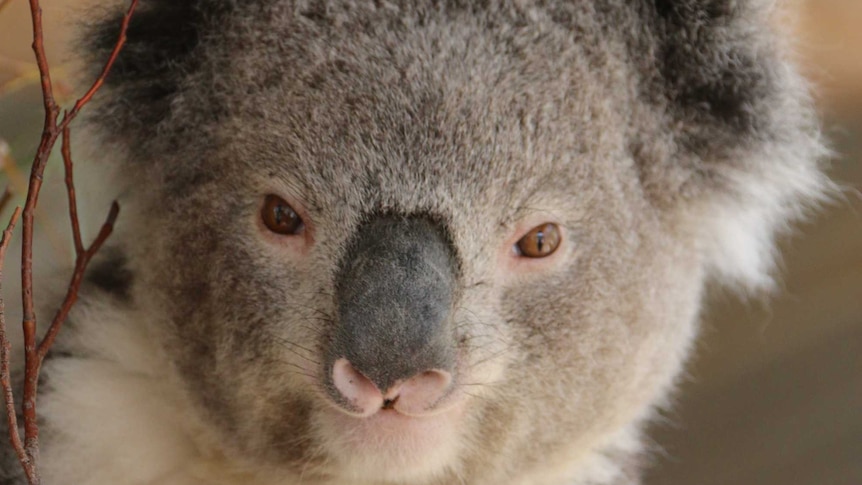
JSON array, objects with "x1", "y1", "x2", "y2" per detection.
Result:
[{"x1": 315, "y1": 385, "x2": 468, "y2": 483}]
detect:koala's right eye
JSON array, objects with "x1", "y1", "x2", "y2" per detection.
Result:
[
  {"x1": 261, "y1": 195, "x2": 305, "y2": 235},
  {"x1": 515, "y1": 223, "x2": 561, "y2": 258}
]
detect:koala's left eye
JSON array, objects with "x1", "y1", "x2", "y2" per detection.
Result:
[
  {"x1": 515, "y1": 223, "x2": 561, "y2": 258},
  {"x1": 261, "y1": 195, "x2": 304, "y2": 235}
]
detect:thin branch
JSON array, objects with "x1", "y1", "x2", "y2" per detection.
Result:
[
  {"x1": 37, "y1": 202, "x2": 119, "y2": 360},
  {"x1": 62, "y1": 0, "x2": 139, "y2": 127},
  {"x1": 0, "y1": 208, "x2": 33, "y2": 483},
  {"x1": 60, "y1": 126, "x2": 83, "y2": 255},
  {"x1": 27, "y1": 0, "x2": 60, "y2": 129},
  {"x1": 20, "y1": 0, "x2": 60, "y2": 462}
]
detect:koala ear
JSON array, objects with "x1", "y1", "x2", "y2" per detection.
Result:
[
  {"x1": 651, "y1": 0, "x2": 769, "y2": 139},
  {"x1": 631, "y1": 0, "x2": 831, "y2": 290},
  {"x1": 83, "y1": 1, "x2": 236, "y2": 144}
]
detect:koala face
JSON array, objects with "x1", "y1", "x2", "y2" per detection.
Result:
[
  {"x1": 144, "y1": 97, "x2": 704, "y2": 482},
  {"x1": 68, "y1": 1, "x2": 825, "y2": 484},
  {"x1": 141, "y1": 89, "x2": 699, "y2": 483}
]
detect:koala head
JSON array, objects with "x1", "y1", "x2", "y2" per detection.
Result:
[{"x1": 77, "y1": 1, "x2": 826, "y2": 483}]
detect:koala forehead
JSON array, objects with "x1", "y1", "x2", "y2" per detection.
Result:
[{"x1": 198, "y1": 4, "x2": 638, "y2": 214}]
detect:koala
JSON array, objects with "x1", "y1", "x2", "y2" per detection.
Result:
[{"x1": 0, "y1": 1, "x2": 829, "y2": 484}]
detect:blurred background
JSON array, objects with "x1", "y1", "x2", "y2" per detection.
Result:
[{"x1": 0, "y1": 2, "x2": 860, "y2": 484}]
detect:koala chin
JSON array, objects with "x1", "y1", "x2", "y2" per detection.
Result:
[{"x1": 1, "y1": 1, "x2": 829, "y2": 485}]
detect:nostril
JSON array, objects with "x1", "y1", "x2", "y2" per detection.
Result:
[
  {"x1": 390, "y1": 369, "x2": 453, "y2": 417},
  {"x1": 330, "y1": 359, "x2": 455, "y2": 417},
  {"x1": 331, "y1": 358, "x2": 384, "y2": 417}
]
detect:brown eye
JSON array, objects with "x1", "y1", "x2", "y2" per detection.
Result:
[
  {"x1": 516, "y1": 223, "x2": 561, "y2": 258},
  {"x1": 261, "y1": 195, "x2": 304, "y2": 235}
]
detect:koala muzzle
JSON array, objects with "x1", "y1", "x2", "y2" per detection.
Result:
[{"x1": 328, "y1": 216, "x2": 458, "y2": 417}]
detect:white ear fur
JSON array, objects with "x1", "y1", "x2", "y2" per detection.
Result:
[{"x1": 696, "y1": 128, "x2": 832, "y2": 291}]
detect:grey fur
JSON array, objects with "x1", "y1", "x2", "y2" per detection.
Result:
[{"x1": 1, "y1": 1, "x2": 827, "y2": 484}]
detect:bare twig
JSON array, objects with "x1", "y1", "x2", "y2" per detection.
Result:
[
  {"x1": 20, "y1": 0, "x2": 53, "y2": 465},
  {"x1": 64, "y1": 3, "x2": 137, "y2": 123},
  {"x1": 60, "y1": 127, "x2": 83, "y2": 255},
  {"x1": 0, "y1": 1, "x2": 139, "y2": 483},
  {"x1": 37, "y1": 136, "x2": 123, "y2": 360},
  {"x1": 37, "y1": 202, "x2": 119, "y2": 360},
  {"x1": 0, "y1": 208, "x2": 27, "y2": 480}
]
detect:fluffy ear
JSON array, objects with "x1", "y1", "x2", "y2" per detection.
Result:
[
  {"x1": 83, "y1": 0, "x2": 236, "y2": 145},
  {"x1": 630, "y1": 0, "x2": 831, "y2": 290}
]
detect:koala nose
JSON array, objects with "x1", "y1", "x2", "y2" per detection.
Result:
[
  {"x1": 331, "y1": 358, "x2": 453, "y2": 417},
  {"x1": 327, "y1": 215, "x2": 459, "y2": 417}
]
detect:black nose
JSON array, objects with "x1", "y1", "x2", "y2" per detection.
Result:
[{"x1": 327, "y1": 215, "x2": 458, "y2": 402}]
